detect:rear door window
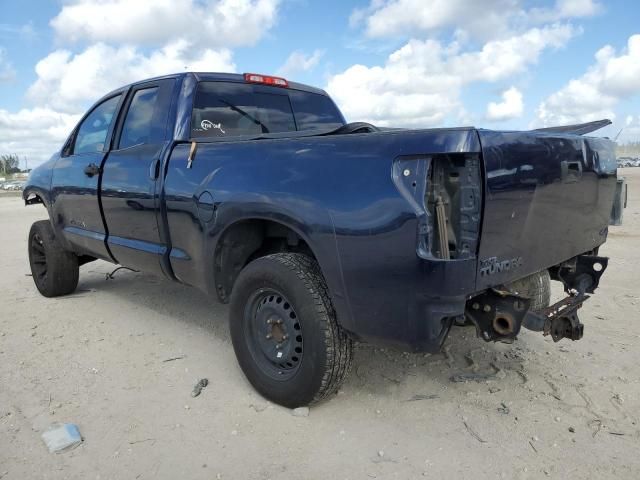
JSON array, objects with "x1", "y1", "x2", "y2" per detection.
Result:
[
  {"x1": 119, "y1": 87, "x2": 159, "y2": 149},
  {"x1": 191, "y1": 82, "x2": 296, "y2": 138}
]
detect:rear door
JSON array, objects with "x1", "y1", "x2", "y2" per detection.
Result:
[
  {"x1": 50, "y1": 93, "x2": 124, "y2": 260},
  {"x1": 101, "y1": 79, "x2": 175, "y2": 275},
  {"x1": 476, "y1": 130, "x2": 618, "y2": 289}
]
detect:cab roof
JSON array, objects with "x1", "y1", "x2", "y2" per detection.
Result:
[{"x1": 102, "y1": 72, "x2": 329, "y2": 100}]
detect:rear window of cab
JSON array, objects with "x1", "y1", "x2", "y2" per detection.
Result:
[{"x1": 190, "y1": 82, "x2": 343, "y2": 139}]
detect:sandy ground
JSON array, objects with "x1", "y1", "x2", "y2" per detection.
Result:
[{"x1": 1, "y1": 170, "x2": 639, "y2": 480}]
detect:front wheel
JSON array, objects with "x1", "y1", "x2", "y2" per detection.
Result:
[
  {"x1": 229, "y1": 253, "x2": 353, "y2": 407},
  {"x1": 28, "y1": 220, "x2": 79, "y2": 297}
]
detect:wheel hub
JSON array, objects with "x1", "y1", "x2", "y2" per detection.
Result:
[
  {"x1": 267, "y1": 318, "x2": 286, "y2": 342},
  {"x1": 248, "y1": 290, "x2": 303, "y2": 376},
  {"x1": 30, "y1": 233, "x2": 48, "y2": 283}
]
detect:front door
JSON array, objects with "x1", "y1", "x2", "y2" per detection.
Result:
[
  {"x1": 101, "y1": 79, "x2": 175, "y2": 275},
  {"x1": 50, "y1": 93, "x2": 124, "y2": 260}
]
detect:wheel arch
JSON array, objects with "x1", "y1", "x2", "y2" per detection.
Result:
[
  {"x1": 212, "y1": 216, "x2": 322, "y2": 303},
  {"x1": 23, "y1": 186, "x2": 49, "y2": 208}
]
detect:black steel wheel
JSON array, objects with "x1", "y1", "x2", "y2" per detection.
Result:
[
  {"x1": 244, "y1": 289, "x2": 304, "y2": 380},
  {"x1": 30, "y1": 232, "x2": 48, "y2": 283},
  {"x1": 28, "y1": 220, "x2": 79, "y2": 298},
  {"x1": 230, "y1": 253, "x2": 353, "y2": 407}
]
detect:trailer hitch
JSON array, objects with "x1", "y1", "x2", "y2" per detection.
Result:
[{"x1": 466, "y1": 289, "x2": 588, "y2": 343}]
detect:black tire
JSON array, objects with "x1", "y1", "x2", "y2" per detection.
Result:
[
  {"x1": 507, "y1": 269, "x2": 551, "y2": 312},
  {"x1": 229, "y1": 253, "x2": 353, "y2": 407},
  {"x1": 28, "y1": 220, "x2": 79, "y2": 298}
]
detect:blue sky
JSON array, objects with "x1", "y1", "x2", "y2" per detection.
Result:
[{"x1": 1, "y1": 0, "x2": 640, "y2": 166}]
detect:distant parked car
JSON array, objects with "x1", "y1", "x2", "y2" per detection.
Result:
[
  {"x1": 617, "y1": 157, "x2": 640, "y2": 167},
  {"x1": 3, "y1": 181, "x2": 26, "y2": 191}
]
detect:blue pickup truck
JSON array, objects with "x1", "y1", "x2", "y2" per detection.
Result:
[{"x1": 24, "y1": 72, "x2": 619, "y2": 407}]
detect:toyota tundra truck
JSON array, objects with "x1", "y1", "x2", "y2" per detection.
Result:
[{"x1": 23, "y1": 72, "x2": 620, "y2": 407}]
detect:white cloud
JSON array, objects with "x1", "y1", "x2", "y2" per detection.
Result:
[
  {"x1": 328, "y1": 64, "x2": 461, "y2": 127},
  {"x1": 277, "y1": 49, "x2": 325, "y2": 77},
  {"x1": 530, "y1": 0, "x2": 602, "y2": 22},
  {"x1": 0, "y1": 47, "x2": 15, "y2": 82},
  {"x1": 486, "y1": 87, "x2": 524, "y2": 121},
  {"x1": 351, "y1": 0, "x2": 517, "y2": 41},
  {"x1": 448, "y1": 24, "x2": 576, "y2": 82},
  {"x1": 535, "y1": 34, "x2": 640, "y2": 126},
  {"x1": 327, "y1": 24, "x2": 575, "y2": 127},
  {"x1": 1, "y1": 0, "x2": 286, "y2": 167},
  {"x1": 6, "y1": 41, "x2": 234, "y2": 164},
  {"x1": 350, "y1": 0, "x2": 599, "y2": 41},
  {"x1": 0, "y1": 108, "x2": 81, "y2": 164},
  {"x1": 51, "y1": 0, "x2": 280, "y2": 48},
  {"x1": 27, "y1": 41, "x2": 235, "y2": 113},
  {"x1": 618, "y1": 116, "x2": 640, "y2": 144}
]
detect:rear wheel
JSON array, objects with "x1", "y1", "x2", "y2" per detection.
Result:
[
  {"x1": 229, "y1": 253, "x2": 353, "y2": 407},
  {"x1": 28, "y1": 220, "x2": 79, "y2": 297}
]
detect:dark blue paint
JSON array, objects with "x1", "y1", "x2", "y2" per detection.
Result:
[
  {"x1": 101, "y1": 78, "x2": 176, "y2": 275},
  {"x1": 107, "y1": 235, "x2": 167, "y2": 255},
  {"x1": 161, "y1": 127, "x2": 479, "y2": 350},
  {"x1": 23, "y1": 72, "x2": 617, "y2": 352},
  {"x1": 50, "y1": 150, "x2": 114, "y2": 261},
  {"x1": 476, "y1": 130, "x2": 617, "y2": 290},
  {"x1": 63, "y1": 226, "x2": 105, "y2": 242}
]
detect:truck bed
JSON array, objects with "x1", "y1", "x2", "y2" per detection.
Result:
[{"x1": 161, "y1": 126, "x2": 617, "y2": 350}]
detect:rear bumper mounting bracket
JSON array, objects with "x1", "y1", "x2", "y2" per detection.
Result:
[{"x1": 522, "y1": 293, "x2": 588, "y2": 342}]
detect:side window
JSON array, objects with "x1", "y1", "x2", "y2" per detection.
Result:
[
  {"x1": 74, "y1": 95, "x2": 121, "y2": 154},
  {"x1": 191, "y1": 82, "x2": 296, "y2": 138},
  {"x1": 119, "y1": 87, "x2": 159, "y2": 149}
]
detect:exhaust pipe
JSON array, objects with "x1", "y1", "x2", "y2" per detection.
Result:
[{"x1": 492, "y1": 313, "x2": 517, "y2": 336}]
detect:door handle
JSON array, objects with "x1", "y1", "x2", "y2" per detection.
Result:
[{"x1": 84, "y1": 163, "x2": 101, "y2": 177}]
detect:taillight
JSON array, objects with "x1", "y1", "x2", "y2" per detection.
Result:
[{"x1": 244, "y1": 73, "x2": 289, "y2": 88}]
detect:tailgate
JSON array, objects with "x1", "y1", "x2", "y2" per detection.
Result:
[{"x1": 476, "y1": 130, "x2": 617, "y2": 290}]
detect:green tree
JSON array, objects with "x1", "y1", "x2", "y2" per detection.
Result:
[{"x1": 0, "y1": 154, "x2": 20, "y2": 175}]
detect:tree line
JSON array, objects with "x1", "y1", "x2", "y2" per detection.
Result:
[
  {"x1": 1, "y1": 154, "x2": 22, "y2": 175},
  {"x1": 617, "y1": 141, "x2": 640, "y2": 158}
]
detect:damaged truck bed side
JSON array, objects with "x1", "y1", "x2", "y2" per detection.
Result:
[{"x1": 23, "y1": 72, "x2": 621, "y2": 407}]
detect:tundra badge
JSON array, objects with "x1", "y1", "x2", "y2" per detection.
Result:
[{"x1": 479, "y1": 256, "x2": 523, "y2": 277}]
